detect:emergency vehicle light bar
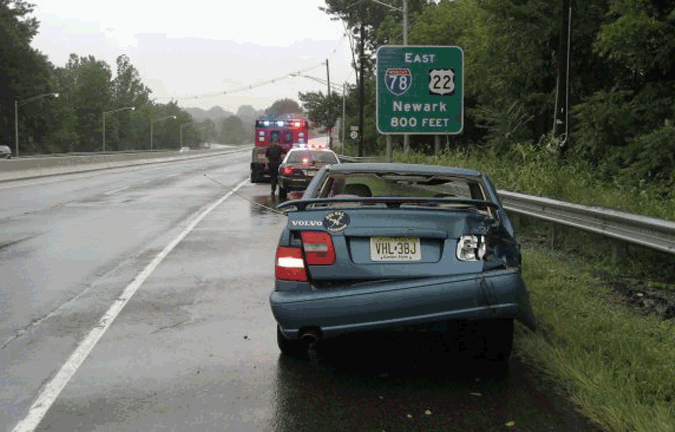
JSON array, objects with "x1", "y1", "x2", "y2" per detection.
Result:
[{"x1": 256, "y1": 119, "x2": 307, "y2": 129}]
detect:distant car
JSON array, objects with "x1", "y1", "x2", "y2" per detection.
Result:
[
  {"x1": 277, "y1": 148, "x2": 340, "y2": 200},
  {"x1": 179, "y1": 146, "x2": 190, "y2": 153},
  {"x1": 271, "y1": 163, "x2": 535, "y2": 361},
  {"x1": 0, "y1": 145, "x2": 12, "y2": 159}
]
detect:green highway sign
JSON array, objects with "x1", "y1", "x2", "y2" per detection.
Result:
[{"x1": 376, "y1": 46, "x2": 463, "y2": 134}]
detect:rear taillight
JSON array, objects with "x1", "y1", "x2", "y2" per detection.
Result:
[
  {"x1": 275, "y1": 247, "x2": 307, "y2": 281},
  {"x1": 282, "y1": 166, "x2": 293, "y2": 175},
  {"x1": 301, "y1": 232, "x2": 336, "y2": 265}
]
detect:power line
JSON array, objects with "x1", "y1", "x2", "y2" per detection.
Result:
[{"x1": 153, "y1": 33, "x2": 350, "y2": 103}]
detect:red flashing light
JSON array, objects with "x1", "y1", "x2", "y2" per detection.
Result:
[{"x1": 282, "y1": 166, "x2": 293, "y2": 175}]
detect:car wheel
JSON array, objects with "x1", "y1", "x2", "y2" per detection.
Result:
[
  {"x1": 478, "y1": 319, "x2": 514, "y2": 362},
  {"x1": 251, "y1": 172, "x2": 261, "y2": 183},
  {"x1": 277, "y1": 326, "x2": 308, "y2": 358},
  {"x1": 279, "y1": 187, "x2": 287, "y2": 200}
]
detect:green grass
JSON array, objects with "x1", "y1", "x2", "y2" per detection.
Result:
[{"x1": 517, "y1": 246, "x2": 675, "y2": 432}]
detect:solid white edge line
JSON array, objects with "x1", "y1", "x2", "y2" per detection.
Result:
[{"x1": 11, "y1": 177, "x2": 250, "y2": 432}]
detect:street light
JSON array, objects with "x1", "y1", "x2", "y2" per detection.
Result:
[
  {"x1": 180, "y1": 122, "x2": 193, "y2": 147},
  {"x1": 15, "y1": 92, "x2": 59, "y2": 158},
  {"x1": 103, "y1": 106, "x2": 135, "y2": 152},
  {"x1": 150, "y1": 115, "x2": 176, "y2": 150}
]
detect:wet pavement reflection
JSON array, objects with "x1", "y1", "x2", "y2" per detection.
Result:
[{"x1": 271, "y1": 331, "x2": 601, "y2": 431}]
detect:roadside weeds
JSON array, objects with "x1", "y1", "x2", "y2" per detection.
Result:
[{"x1": 516, "y1": 246, "x2": 675, "y2": 432}]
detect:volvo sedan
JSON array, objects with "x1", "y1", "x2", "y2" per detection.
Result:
[{"x1": 270, "y1": 163, "x2": 535, "y2": 361}]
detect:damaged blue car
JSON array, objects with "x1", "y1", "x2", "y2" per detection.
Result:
[{"x1": 270, "y1": 163, "x2": 535, "y2": 361}]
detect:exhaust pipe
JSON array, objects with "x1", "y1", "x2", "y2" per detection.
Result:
[{"x1": 300, "y1": 328, "x2": 321, "y2": 343}]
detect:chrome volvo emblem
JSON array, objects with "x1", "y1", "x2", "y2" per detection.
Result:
[{"x1": 323, "y1": 210, "x2": 350, "y2": 232}]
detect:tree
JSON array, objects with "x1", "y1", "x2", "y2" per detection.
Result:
[
  {"x1": 236, "y1": 104, "x2": 257, "y2": 140},
  {"x1": 0, "y1": 0, "x2": 58, "y2": 152},
  {"x1": 197, "y1": 119, "x2": 218, "y2": 144},
  {"x1": 45, "y1": 69, "x2": 79, "y2": 153},
  {"x1": 109, "y1": 55, "x2": 152, "y2": 151},
  {"x1": 298, "y1": 90, "x2": 342, "y2": 133},
  {"x1": 583, "y1": 0, "x2": 675, "y2": 184},
  {"x1": 265, "y1": 98, "x2": 303, "y2": 118},
  {"x1": 61, "y1": 54, "x2": 113, "y2": 152},
  {"x1": 220, "y1": 115, "x2": 247, "y2": 144}
]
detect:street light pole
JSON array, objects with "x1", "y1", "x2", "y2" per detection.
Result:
[
  {"x1": 102, "y1": 106, "x2": 135, "y2": 152},
  {"x1": 15, "y1": 92, "x2": 59, "y2": 157},
  {"x1": 150, "y1": 115, "x2": 177, "y2": 150}
]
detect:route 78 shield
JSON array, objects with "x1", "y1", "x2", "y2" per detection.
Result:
[{"x1": 385, "y1": 68, "x2": 412, "y2": 96}]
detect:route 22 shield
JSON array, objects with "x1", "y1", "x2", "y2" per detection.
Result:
[
  {"x1": 428, "y1": 68, "x2": 455, "y2": 96},
  {"x1": 385, "y1": 68, "x2": 412, "y2": 96}
]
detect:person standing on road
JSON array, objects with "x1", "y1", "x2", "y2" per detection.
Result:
[{"x1": 265, "y1": 141, "x2": 286, "y2": 195}]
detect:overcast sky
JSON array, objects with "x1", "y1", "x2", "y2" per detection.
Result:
[{"x1": 29, "y1": 0, "x2": 357, "y2": 114}]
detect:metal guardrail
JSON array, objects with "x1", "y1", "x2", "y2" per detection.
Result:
[{"x1": 498, "y1": 190, "x2": 675, "y2": 255}]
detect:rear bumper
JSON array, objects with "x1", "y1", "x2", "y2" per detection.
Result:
[
  {"x1": 251, "y1": 162, "x2": 271, "y2": 177},
  {"x1": 279, "y1": 176, "x2": 311, "y2": 191},
  {"x1": 270, "y1": 269, "x2": 535, "y2": 340}
]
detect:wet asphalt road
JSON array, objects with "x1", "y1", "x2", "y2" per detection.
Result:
[{"x1": 0, "y1": 152, "x2": 604, "y2": 431}]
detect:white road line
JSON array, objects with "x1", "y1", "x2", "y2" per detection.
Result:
[
  {"x1": 103, "y1": 186, "x2": 129, "y2": 195},
  {"x1": 11, "y1": 177, "x2": 250, "y2": 432}
]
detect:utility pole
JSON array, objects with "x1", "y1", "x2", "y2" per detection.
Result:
[
  {"x1": 358, "y1": 18, "x2": 365, "y2": 157},
  {"x1": 553, "y1": 0, "x2": 573, "y2": 157},
  {"x1": 326, "y1": 59, "x2": 332, "y2": 150},
  {"x1": 342, "y1": 82, "x2": 347, "y2": 156},
  {"x1": 402, "y1": 0, "x2": 410, "y2": 155}
]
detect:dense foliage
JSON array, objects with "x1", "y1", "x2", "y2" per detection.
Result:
[{"x1": 306, "y1": 0, "x2": 675, "y2": 199}]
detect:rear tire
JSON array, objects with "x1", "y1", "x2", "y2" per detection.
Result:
[
  {"x1": 277, "y1": 326, "x2": 308, "y2": 359},
  {"x1": 449, "y1": 318, "x2": 513, "y2": 362},
  {"x1": 478, "y1": 319, "x2": 514, "y2": 362}
]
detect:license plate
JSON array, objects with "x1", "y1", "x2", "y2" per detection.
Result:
[
  {"x1": 370, "y1": 237, "x2": 421, "y2": 262},
  {"x1": 256, "y1": 154, "x2": 267, "y2": 161},
  {"x1": 303, "y1": 170, "x2": 316, "y2": 177}
]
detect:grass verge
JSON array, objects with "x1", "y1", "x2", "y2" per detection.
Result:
[{"x1": 517, "y1": 245, "x2": 675, "y2": 432}]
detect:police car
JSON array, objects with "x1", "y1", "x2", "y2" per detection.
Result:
[{"x1": 277, "y1": 147, "x2": 340, "y2": 200}]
